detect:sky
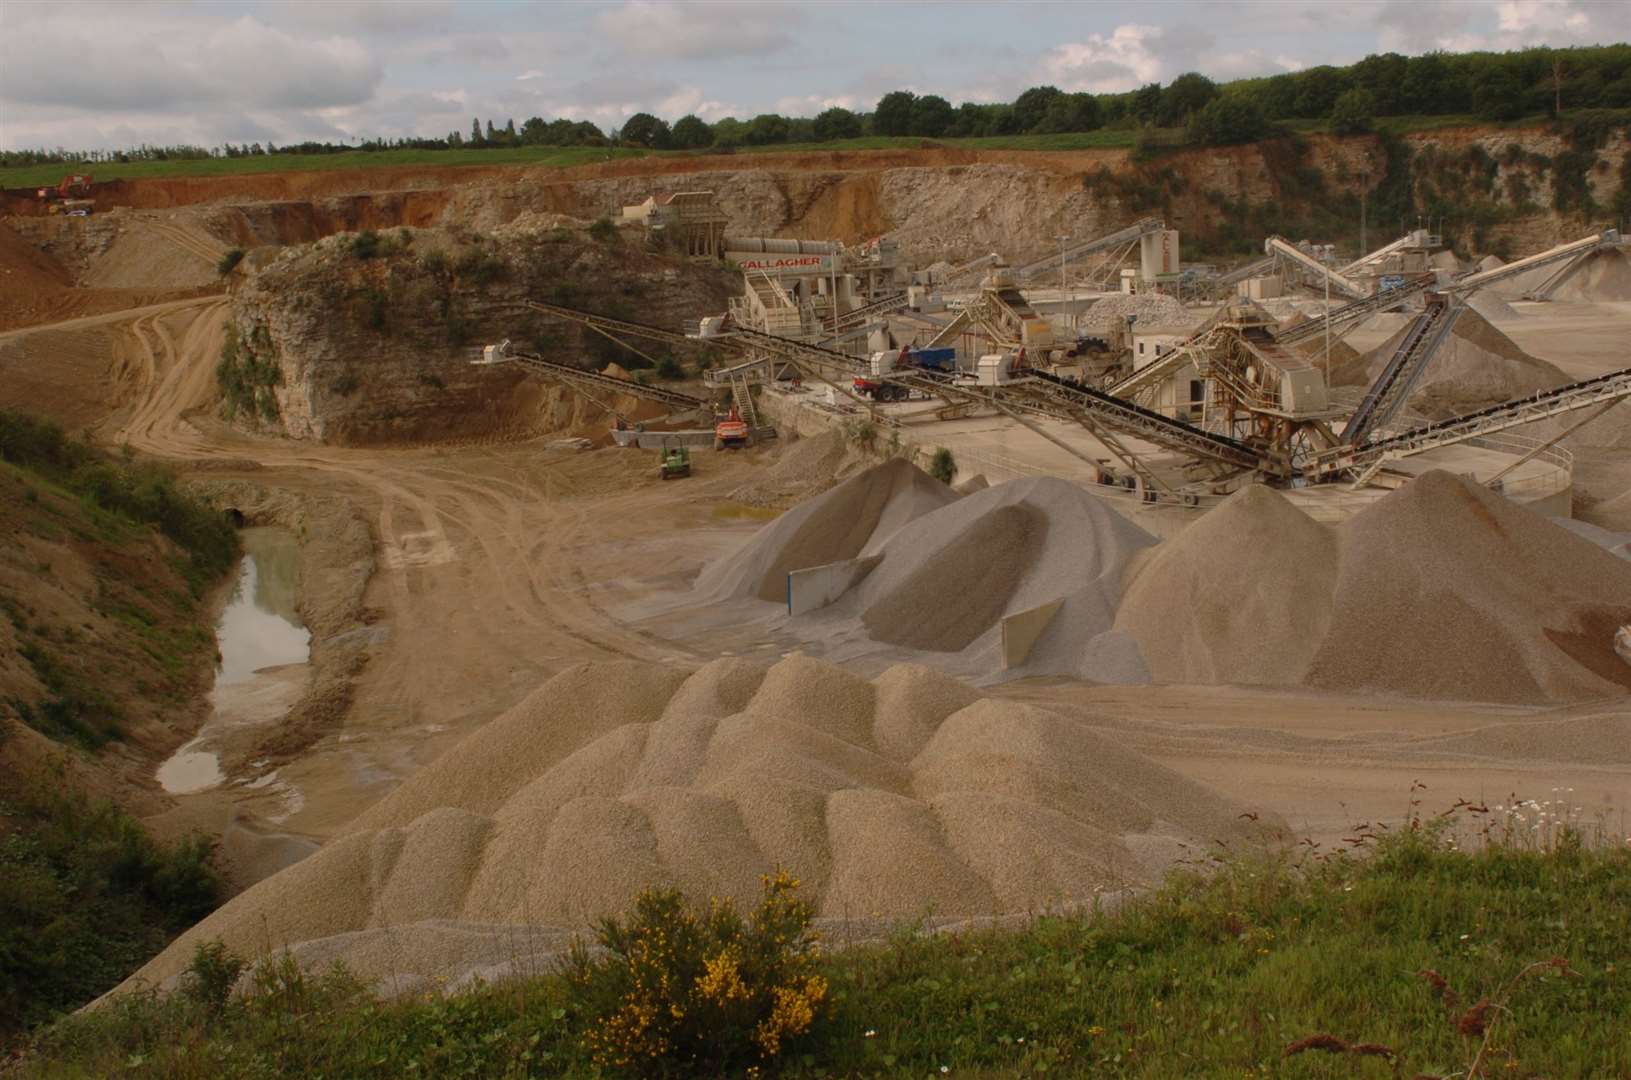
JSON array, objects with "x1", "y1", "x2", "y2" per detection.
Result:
[{"x1": 1, "y1": 0, "x2": 1628, "y2": 151}]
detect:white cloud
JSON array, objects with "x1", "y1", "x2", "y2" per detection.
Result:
[
  {"x1": 596, "y1": 1, "x2": 800, "y2": 59},
  {"x1": 1043, "y1": 25, "x2": 1166, "y2": 93},
  {"x1": 1, "y1": 14, "x2": 381, "y2": 112},
  {"x1": 773, "y1": 94, "x2": 862, "y2": 117}
]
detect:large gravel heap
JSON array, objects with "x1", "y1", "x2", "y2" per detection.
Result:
[
  {"x1": 118, "y1": 655, "x2": 1261, "y2": 994},
  {"x1": 814, "y1": 476, "x2": 1158, "y2": 681},
  {"x1": 695, "y1": 457, "x2": 957, "y2": 603},
  {"x1": 1329, "y1": 307, "x2": 1567, "y2": 419},
  {"x1": 1116, "y1": 473, "x2": 1631, "y2": 703}
]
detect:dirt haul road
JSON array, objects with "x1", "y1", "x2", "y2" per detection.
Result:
[{"x1": 3, "y1": 296, "x2": 772, "y2": 840}]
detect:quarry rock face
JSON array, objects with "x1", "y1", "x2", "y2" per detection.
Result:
[{"x1": 227, "y1": 228, "x2": 735, "y2": 444}]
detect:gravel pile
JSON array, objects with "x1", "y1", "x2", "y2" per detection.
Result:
[
  {"x1": 863, "y1": 503, "x2": 1048, "y2": 652},
  {"x1": 1113, "y1": 485, "x2": 1338, "y2": 686},
  {"x1": 1334, "y1": 307, "x2": 1567, "y2": 418},
  {"x1": 802, "y1": 476, "x2": 1157, "y2": 681},
  {"x1": 1552, "y1": 248, "x2": 1631, "y2": 302},
  {"x1": 695, "y1": 457, "x2": 956, "y2": 603},
  {"x1": 1465, "y1": 289, "x2": 1522, "y2": 323},
  {"x1": 117, "y1": 655, "x2": 1263, "y2": 994},
  {"x1": 728, "y1": 430, "x2": 854, "y2": 509},
  {"x1": 1114, "y1": 472, "x2": 1631, "y2": 703},
  {"x1": 1080, "y1": 293, "x2": 1196, "y2": 329}
]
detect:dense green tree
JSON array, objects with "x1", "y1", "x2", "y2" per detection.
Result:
[
  {"x1": 470, "y1": 118, "x2": 484, "y2": 147},
  {"x1": 619, "y1": 112, "x2": 671, "y2": 148},
  {"x1": 1331, "y1": 88, "x2": 1377, "y2": 134},
  {"x1": 744, "y1": 113, "x2": 791, "y2": 145},
  {"x1": 671, "y1": 114, "x2": 713, "y2": 148},
  {"x1": 812, "y1": 106, "x2": 862, "y2": 141},
  {"x1": 1187, "y1": 96, "x2": 1270, "y2": 145},
  {"x1": 1036, "y1": 92, "x2": 1102, "y2": 133},
  {"x1": 1472, "y1": 69, "x2": 1525, "y2": 121},
  {"x1": 1351, "y1": 52, "x2": 1408, "y2": 114},
  {"x1": 910, "y1": 94, "x2": 954, "y2": 137},
  {"x1": 1292, "y1": 66, "x2": 1350, "y2": 118},
  {"x1": 1012, "y1": 85, "x2": 1065, "y2": 132},
  {"x1": 711, "y1": 117, "x2": 747, "y2": 147},
  {"x1": 1158, "y1": 72, "x2": 1218, "y2": 125},
  {"x1": 874, "y1": 91, "x2": 917, "y2": 136},
  {"x1": 1130, "y1": 82, "x2": 1163, "y2": 123}
]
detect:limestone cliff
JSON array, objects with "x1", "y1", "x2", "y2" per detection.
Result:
[{"x1": 225, "y1": 224, "x2": 735, "y2": 445}]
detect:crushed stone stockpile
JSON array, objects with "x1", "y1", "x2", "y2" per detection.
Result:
[
  {"x1": 1114, "y1": 485, "x2": 1338, "y2": 686},
  {"x1": 118, "y1": 655, "x2": 1263, "y2": 994},
  {"x1": 1332, "y1": 307, "x2": 1566, "y2": 419},
  {"x1": 778, "y1": 475, "x2": 1157, "y2": 682},
  {"x1": 727, "y1": 430, "x2": 859, "y2": 509},
  {"x1": 1116, "y1": 473, "x2": 1631, "y2": 703},
  {"x1": 1550, "y1": 248, "x2": 1631, "y2": 302},
  {"x1": 694, "y1": 457, "x2": 957, "y2": 604}
]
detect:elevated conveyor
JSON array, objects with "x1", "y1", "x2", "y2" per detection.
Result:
[
  {"x1": 1017, "y1": 370, "x2": 1265, "y2": 472},
  {"x1": 1012, "y1": 218, "x2": 1164, "y2": 282},
  {"x1": 1448, "y1": 230, "x2": 1619, "y2": 294},
  {"x1": 1274, "y1": 274, "x2": 1434, "y2": 345},
  {"x1": 476, "y1": 341, "x2": 705, "y2": 411},
  {"x1": 1309, "y1": 366, "x2": 1631, "y2": 480},
  {"x1": 1265, "y1": 236, "x2": 1368, "y2": 299},
  {"x1": 1342, "y1": 298, "x2": 1462, "y2": 445}
]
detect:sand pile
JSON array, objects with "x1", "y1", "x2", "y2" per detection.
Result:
[
  {"x1": 1430, "y1": 249, "x2": 1464, "y2": 272},
  {"x1": 953, "y1": 473, "x2": 989, "y2": 495},
  {"x1": 1476, "y1": 254, "x2": 1505, "y2": 273},
  {"x1": 1553, "y1": 518, "x2": 1631, "y2": 561},
  {"x1": 728, "y1": 430, "x2": 857, "y2": 509},
  {"x1": 696, "y1": 457, "x2": 956, "y2": 603},
  {"x1": 1115, "y1": 472, "x2": 1631, "y2": 703},
  {"x1": 1334, "y1": 307, "x2": 1567, "y2": 419},
  {"x1": 1465, "y1": 288, "x2": 1521, "y2": 324},
  {"x1": 803, "y1": 476, "x2": 1158, "y2": 681},
  {"x1": 1310, "y1": 472, "x2": 1631, "y2": 702},
  {"x1": 118, "y1": 655, "x2": 1264, "y2": 994},
  {"x1": 1114, "y1": 486, "x2": 1338, "y2": 685},
  {"x1": 1551, "y1": 248, "x2": 1631, "y2": 302}
]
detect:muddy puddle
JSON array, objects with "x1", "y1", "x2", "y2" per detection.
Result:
[{"x1": 156, "y1": 527, "x2": 310, "y2": 796}]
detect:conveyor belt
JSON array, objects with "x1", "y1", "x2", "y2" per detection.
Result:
[{"x1": 1343, "y1": 300, "x2": 1461, "y2": 444}]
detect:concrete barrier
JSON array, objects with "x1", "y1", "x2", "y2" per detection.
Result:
[
  {"x1": 1000, "y1": 599, "x2": 1065, "y2": 669},
  {"x1": 787, "y1": 556, "x2": 882, "y2": 616}
]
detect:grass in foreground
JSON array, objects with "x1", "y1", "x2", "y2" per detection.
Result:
[{"x1": 20, "y1": 817, "x2": 1630, "y2": 1078}]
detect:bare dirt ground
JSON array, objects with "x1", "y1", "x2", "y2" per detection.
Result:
[{"x1": 3, "y1": 217, "x2": 1627, "y2": 891}]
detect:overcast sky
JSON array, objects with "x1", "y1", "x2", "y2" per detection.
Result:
[{"x1": 2, "y1": 0, "x2": 1627, "y2": 150}]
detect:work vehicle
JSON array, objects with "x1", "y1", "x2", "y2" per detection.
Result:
[
  {"x1": 37, "y1": 174, "x2": 93, "y2": 205},
  {"x1": 714, "y1": 405, "x2": 750, "y2": 450},
  {"x1": 852, "y1": 345, "x2": 956, "y2": 400},
  {"x1": 658, "y1": 444, "x2": 691, "y2": 480}
]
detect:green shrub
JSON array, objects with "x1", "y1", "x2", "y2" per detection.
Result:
[
  {"x1": 567, "y1": 870, "x2": 827, "y2": 1074},
  {"x1": 0, "y1": 409, "x2": 238, "y2": 592},
  {"x1": 588, "y1": 216, "x2": 619, "y2": 243},
  {"x1": 654, "y1": 354, "x2": 685, "y2": 380},
  {"x1": 418, "y1": 248, "x2": 449, "y2": 275},
  {"x1": 348, "y1": 229, "x2": 382, "y2": 259},
  {"x1": 330, "y1": 372, "x2": 359, "y2": 396},
  {"x1": 215, "y1": 248, "x2": 244, "y2": 276},
  {"x1": 183, "y1": 941, "x2": 246, "y2": 1017},
  {"x1": 929, "y1": 446, "x2": 957, "y2": 484},
  {"x1": 0, "y1": 763, "x2": 223, "y2": 1037},
  {"x1": 453, "y1": 247, "x2": 505, "y2": 284}
]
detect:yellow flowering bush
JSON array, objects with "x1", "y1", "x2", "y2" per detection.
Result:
[{"x1": 567, "y1": 870, "x2": 828, "y2": 1075}]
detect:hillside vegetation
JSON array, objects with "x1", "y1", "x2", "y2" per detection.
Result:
[
  {"x1": 0, "y1": 410, "x2": 239, "y2": 1039},
  {"x1": 18, "y1": 819, "x2": 1629, "y2": 1077}
]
